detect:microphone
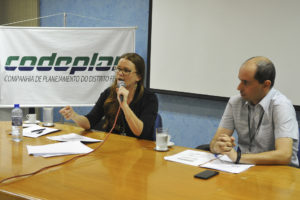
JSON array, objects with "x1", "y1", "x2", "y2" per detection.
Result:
[{"x1": 117, "y1": 80, "x2": 126, "y2": 102}]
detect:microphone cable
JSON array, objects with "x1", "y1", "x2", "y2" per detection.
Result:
[{"x1": 0, "y1": 106, "x2": 121, "y2": 184}]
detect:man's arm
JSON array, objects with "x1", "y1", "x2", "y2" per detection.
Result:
[
  {"x1": 210, "y1": 127, "x2": 235, "y2": 154},
  {"x1": 226, "y1": 137, "x2": 293, "y2": 165}
]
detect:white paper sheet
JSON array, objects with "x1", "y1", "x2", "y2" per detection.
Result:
[
  {"x1": 164, "y1": 150, "x2": 254, "y2": 174},
  {"x1": 23, "y1": 123, "x2": 39, "y2": 128},
  {"x1": 47, "y1": 133, "x2": 102, "y2": 143},
  {"x1": 23, "y1": 125, "x2": 60, "y2": 138},
  {"x1": 165, "y1": 150, "x2": 216, "y2": 166},
  {"x1": 27, "y1": 141, "x2": 93, "y2": 157}
]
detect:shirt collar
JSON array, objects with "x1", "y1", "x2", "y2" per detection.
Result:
[
  {"x1": 258, "y1": 88, "x2": 276, "y2": 116},
  {"x1": 242, "y1": 88, "x2": 276, "y2": 117}
]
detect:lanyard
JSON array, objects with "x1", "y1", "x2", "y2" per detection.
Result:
[{"x1": 247, "y1": 105, "x2": 264, "y2": 151}]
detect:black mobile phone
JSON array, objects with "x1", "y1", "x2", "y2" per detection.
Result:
[{"x1": 194, "y1": 170, "x2": 219, "y2": 179}]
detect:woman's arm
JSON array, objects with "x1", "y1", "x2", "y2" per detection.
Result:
[
  {"x1": 59, "y1": 106, "x2": 91, "y2": 130},
  {"x1": 122, "y1": 104, "x2": 144, "y2": 136}
]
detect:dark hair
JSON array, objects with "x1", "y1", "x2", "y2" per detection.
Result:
[
  {"x1": 245, "y1": 56, "x2": 276, "y2": 87},
  {"x1": 102, "y1": 53, "x2": 145, "y2": 131},
  {"x1": 254, "y1": 59, "x2": 276, "y2": 87}
]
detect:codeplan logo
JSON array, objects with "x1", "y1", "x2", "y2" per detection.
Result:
[{"x1": 5, "y1": 53, "x2": 120, "y2": 75}]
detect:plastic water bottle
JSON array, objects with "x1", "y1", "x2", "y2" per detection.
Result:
[{"x1": 11, "y1": 104, "x2": 23, "y2": 142}]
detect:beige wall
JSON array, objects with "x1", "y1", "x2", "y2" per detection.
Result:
[{"x1": 0, "y1": 0, "x2": 39, "y2": 26}]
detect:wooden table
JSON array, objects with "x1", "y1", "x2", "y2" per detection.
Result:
[{"x1": 0, "y1": 121, "x2": 299, "y2": 200}]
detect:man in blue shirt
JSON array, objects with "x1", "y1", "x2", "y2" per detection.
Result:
[{"x1": 210, "y1": 56, "x2": 299, "y2": 167}]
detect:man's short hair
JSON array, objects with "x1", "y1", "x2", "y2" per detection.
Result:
[
  {"x1": 254, "y1": 59, "x2": 276, "y2": 87},
  {"x1": 245, "y1": 56, "x2": 276, "y2": 87}
]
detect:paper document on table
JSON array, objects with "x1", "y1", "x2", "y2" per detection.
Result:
[
  {"x1": 164, "y1": 150, "x2": 254, "y2": 174},
  {"x1": 27, "y1": 141, "x2": 93, "y2": 157},
  {"x1": 165, "y1": 150, "x2": 216, "y2": 166},
  {"x1": 47, "y1": 133, "x2": 102, "y2": 143},
  {"x1": 23, "y1": 125, "x2": 60, "y2": 138}
]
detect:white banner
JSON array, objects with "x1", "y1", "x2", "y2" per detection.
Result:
[{"x1": 0, "y1": 27, "x2": 135, "y2": 107}]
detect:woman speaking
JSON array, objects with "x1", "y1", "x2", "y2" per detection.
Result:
[{"x1": 60, "y1": 53, "x2": 158, "y2": 140}]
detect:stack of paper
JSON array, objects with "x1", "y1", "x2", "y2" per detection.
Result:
[
  {"x1": 23, "y1": 125, "x2": 60, "y2": 138},
  {"x1": 164, "y1": 150, "x2": 254, "y2": 174},
  {"x1": 27, "y1": 141, "x2": 93, "y2": 157},
  {"x1": 47, "y1": 133, "x2": 102, "y2": 143}
]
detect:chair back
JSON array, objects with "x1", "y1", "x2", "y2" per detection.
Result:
[{"x1": 153, "y1": 113, "x2": 163, "y2": 141}]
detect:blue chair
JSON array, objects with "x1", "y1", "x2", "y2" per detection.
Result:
[{"x1": 153, "y1": 113, "x2": 163, "y2": 141}]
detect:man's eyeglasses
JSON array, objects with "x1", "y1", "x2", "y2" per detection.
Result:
[{"x1": 115, "y1": 67, "x2": 136, "y2": 75}]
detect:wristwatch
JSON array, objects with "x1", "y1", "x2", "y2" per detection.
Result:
[{"x1": 235, "y1": 149, "x2": 241, "y2": 164}]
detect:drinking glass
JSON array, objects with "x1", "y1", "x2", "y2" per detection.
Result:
[{"x1": 155, "y1": 127, "x2": 169, "y2": 151}]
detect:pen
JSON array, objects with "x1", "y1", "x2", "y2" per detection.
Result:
[{"x1": 31, "y1": 128, "x2": 46, "y2": 133}]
